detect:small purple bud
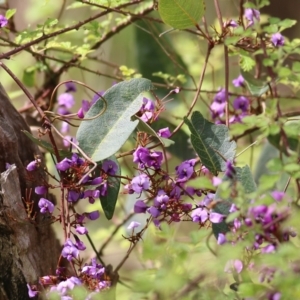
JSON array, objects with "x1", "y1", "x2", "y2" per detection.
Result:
[
  {"x1": 56, "y1": 158, "x2": 72, "y2": 171},
  {"x1": 35, "y1": 186, "x2": 47, "y2": 195},
  {"x1": 127, "y1": 221, "x2": 141, "y2": 230},
  {"x1": 27, "y1": 284, "x2": 38, "y2": 298},
  {"x1": 147, "y1": 206, "x2": 160, "y2": 218},
  {"x1": 90, "y1": 177, "x2": 103, "y2": 185},
  {"x1": 26, "y1": 159, "x2": 41, "y2": 171},
  {"x1": 157, "y1": 127, "x2": 171, "y2": 138},
  {"x1": 134, "y1": 200, "x2": 149, "y2": 213},
  {"x1": 217, "y1": 233, "x2": 227, "y2": 245},
  {"x1": 86, "y1": 210, "x2": 100, "y2": 220},
  {"x1": 76, "y1": 226, "x2": 88, "y2": 235},
  {"x1": 65, "y1": 82, "x2": 77, "y2": 93}
]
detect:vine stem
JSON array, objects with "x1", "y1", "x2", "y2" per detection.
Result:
[
  {"x1": 171, "y1": 42, "x2": 213, "y2": 136},
  {"x1": 213, "y1": 0, "x2": 229, "y2": 127}
]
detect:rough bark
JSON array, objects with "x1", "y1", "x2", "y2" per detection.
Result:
[{"x1": 0, "y1": 83, "x2": 60, "y2": 300}]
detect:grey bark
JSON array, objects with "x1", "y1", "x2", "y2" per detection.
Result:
[{"x1": 0, "y1": 83, "x2": 60, "y2": 299}]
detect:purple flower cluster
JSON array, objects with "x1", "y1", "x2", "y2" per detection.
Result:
[
  {"x1": 219, "y1": 193, "x2": 295, "y2": 253},
  {"x1": 138, "y1": 97, "x2": 156, "y2": 122},
  {"x1": 133, "y1": 146, "x2": 163, "y2": 169}
]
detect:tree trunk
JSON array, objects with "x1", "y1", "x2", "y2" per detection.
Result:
[{"x1": 0, "y1": 83, "x2": 60, "y2": 300}]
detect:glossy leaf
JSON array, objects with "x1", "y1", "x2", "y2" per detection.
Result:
[
  {"x1": 99, "y1": 156, "x2": 121, "y2": 220},
  {"x1": 158, "y1": 0, "x2": 205, "y2": 30},
  {"x1": 212, "y1": 165, "x2": 256, "y2": 238},
  {"x1": 76, "y1": 78, "x2": 153, "y2": 162},
  {"x1": 184, "y1": 111, "x2": 236, "y2": 175}
]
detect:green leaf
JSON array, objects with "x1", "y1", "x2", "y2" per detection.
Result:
[
  {"x1": 278, "y1": 18, "x2": 297, "y2": 31},
  {"x1": 241, "y1": 70, "x2": 269, "y2": 96},
  {"x1": 99, "y1": 156, "x2": 121, "y2": 220},
  {"x1": 292, "y1": 61, "x2": 300, "y2": 73},
  {"x1": 240, "y1": 55, "x2": 255, "y2": 72},
  {"x1": 212, "y1": 165, "x2": 256, "y2": 238},
  {"x1": 184, "y1": 111, "x2": 236, "y2": 175},
  {"x1": 22, "y1": 67, "x2": 36, "y2": 87},
  {"x1": 22, "y1": 130, "x2": 71, "y2": 157},
  {"x1": 76, "y1": 78, "x2": 153, "y2": 162},
  {"x1": 268, "y1": 120, "x2": 300, "y2": 154},
  {"x1": 5, "y1": 8, "x2": 16, "y2": 19},
  {"x1": 158, "y1": 0, "x2": 205, "y2": 30}
]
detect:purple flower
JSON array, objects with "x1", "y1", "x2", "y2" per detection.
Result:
[
  {"x1": 224, "y1": 259, "x2": 243, "y2": 274},
  {"x1": 134, "y1": 200, "x2": 149, "y2": 213},
  {"x1": 133, "y1": 146, "x2": 163, "y2": 169},
  {"x1": 102, "y1": 160, "x2": 118, "y2": 175},
  {"x1": 217, "y1": 233, "x2": 227, "y2": 245},
  {"x1": 133, "y1": 146, "x2": 149, "y2": 167},
  {"x1": 212, "y1": 176, "x2": 222, "y2": 187},
  {"x1": 232, "y1": 75, "x2": 244, "y2": 87},
  {"x1": 131, "y1": 174, "x2": 150, "y2": 193},
  {"x1": 61, "y1": 239, "x2": 79, "y2": 261},
  {"x1": 71, "y1": 153, "x2": 84, "y2": 166},
  {"x1": 61, "y1": 121, "x2": 69, "y2": 134},
  {"x1": 224, "y1": 19, "x2": 238, "y2": 28},
  {"x1": 175, "y1": 159, "x2": 196, "y2": 182},
  {"x1": 90, "y1": 177, "x2": 103, "y2": 185},
  {"x1": 76, "y1": 226, "x2": 88, "y2": 235},
  {"x1": 35, "y1": 186, "x2": 47, "y2": 195},
  {"x1": 244, "y1": 8, "x2": 260, "y2": 27},
  {"x1": 27, "y1": 284, "x2": 38, "y2": 298},
  {"x1": 92, "y1": 91, "x2": 104, "y2": 103},
  {"x1": 81, "y1": 258, "x2": 105, "y2": 279},
  {"x1": 127, "y1": 221, "x2": 141, "y2": 230},
  {"x1": 157, "y1": 127, "x2": 171, "y2": 138},
  {"x1": 225, "y1": 161, "x2": 236, "y2": 178},
  {"x1": 56, "y1": 157, "x2": 72, "y2": 171},
  {"x1": 0, "y1": 15, "x2": 8, "y2": 28},
  {"x1": 147, "y1": 206, "x2": 160, "y2": 218},
  {"x1": 58, "y1": 93, "x2": 75, "y2": 109},
  {"x1": 210, "y1": 89, "x2": 227, "y2": 118},
  {"x1": 271, "y1": 191, "x2": 285, "y2": 202},
  {"x1": 75, "y1": 238, "x2": 86, "y2": 250},
  {"x1": 86, "y1": 210, "x2": 100, "y2": 220},
  {"x1": 139, "y1": 97, "x2": 155, "y2": 122},
  {"x1": 233, "y1": 96, "x2": 249, "y2": 112},
  {"x1": 26, "y1": 159, "x2": 41, "y2": 171},
  {"x1": 67, "y1": 190, "x2": 81, "y2": 202},
  {"x1": 55, "y1": 276, "x2": 82, "y2": 294},
  {"x1": 38, "y1": 198, "x2": 54, "y2": 214},
  {"x1": 57, "y1": 106, "x2": 71, "y2": 115},
  {"x1": 65, "y1": 82, "x2": 77, "y2": 93},
  {"x1": 271, "y1": 33, "x2": 284, "y2": 47},
  {"x1": 191, "y1": 207, "x2": 208, "y2": 223},
  {"x1": 210, "y1": 212, "x2": 224, "y2": 223}
]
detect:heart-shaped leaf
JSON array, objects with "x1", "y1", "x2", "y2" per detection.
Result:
[
  {"x1": 184, "y1": 111, "x2": 236, "y2": 175},
  {"x1": 158, "y1": 0, "x2": 205, "y2": 30},
  {"x1": 76, "y1": 78, "x2": 153, "y2": 162}
]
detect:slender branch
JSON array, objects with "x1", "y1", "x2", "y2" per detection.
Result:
[
  {"x1": 0, "y1": 0, "x2": 143, "y2": 59},
  {"x1": 171, "y1": 42, "x2": 213, "y2": 136}
]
